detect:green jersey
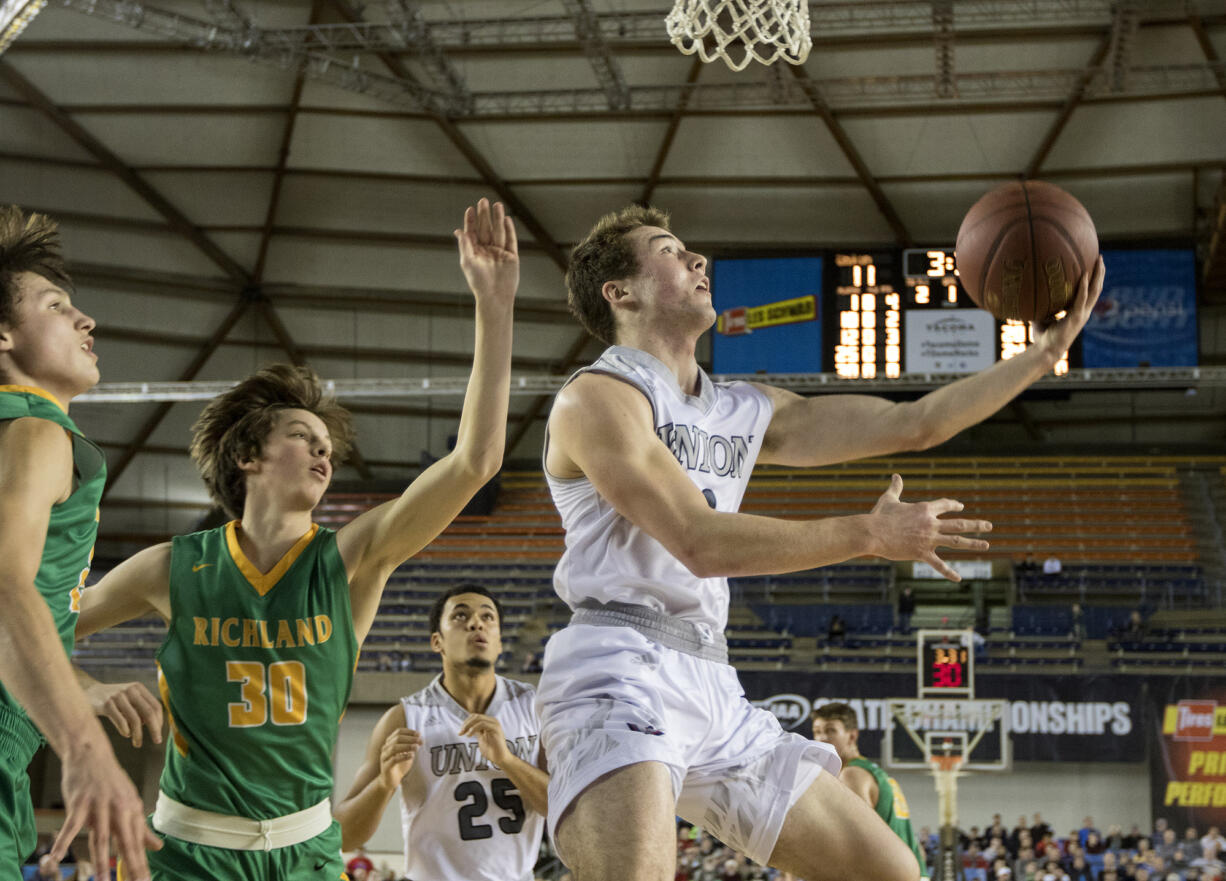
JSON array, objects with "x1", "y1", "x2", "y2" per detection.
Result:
[
  {"x1": 156, "y1": 521, "x2": 357, "y2": 820},
  {"x1": 849, "y1": 756, "x2": 927, "y2": 875},
  {"x1": 0, "y1": 385, "x2": 106, "y2": 739}
]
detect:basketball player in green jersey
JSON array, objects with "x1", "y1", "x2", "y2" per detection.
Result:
[
  {"x1": 0, "y1": 206, "x2": 159, "y2": 880},
  {"x1": 812, "y1": 703, "x2": 928, "y2": 877},
  {"x1": 72, "y1": 198, "x2": 519, "y2": 880}
]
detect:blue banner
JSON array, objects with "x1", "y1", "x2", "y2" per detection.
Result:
[
  {"x1": 710, "y1": 257, "x2": 823, "y2": 374},
  {"x1": 1082, "y1": 249, "x2": 1198, "y2": 368}
]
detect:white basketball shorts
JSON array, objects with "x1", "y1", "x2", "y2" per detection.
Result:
[{"x1": 536, "y1": 622, "x2": 840, "y2": 866}]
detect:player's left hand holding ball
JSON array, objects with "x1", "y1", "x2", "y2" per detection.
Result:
[{"x1": 1031, "y1": 255, "x2": 1104, "y2": 360}]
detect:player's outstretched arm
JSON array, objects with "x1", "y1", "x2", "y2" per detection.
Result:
[
  {"x1": 755, "y1": 257, "x2": 1104, "y2": 468},
  {"x1": 458, "y1": 713, "x2": 549, "y2": 816},
  {"x1": 334, "y1": 705, "x2": 423, "y2": 851},
  {"x1": 551, "y1": 378, "x2": 988, "y2": 581},
  {"x1": 0, "y1": 418, "x2": 160, "y2": 878},
  {"x1": 338, "y1": 198, "x2": 517, "y2": 641}
]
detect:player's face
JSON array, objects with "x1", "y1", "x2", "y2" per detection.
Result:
[
  {"x1": 432, "y1": 593, "x2": 502, "y2": 669},
  {"x1": 0, "y1": 273, "x2": 98, "y2": 399},
  {"x1": 812, "y1": 717, "x2": 857, "y2": 762},
  {"x1": 246, "y1": 409, "x2": 333, "y2": 510},
  {"x1": 618, "y1": 226, "x2": 713, "y2": 332}
]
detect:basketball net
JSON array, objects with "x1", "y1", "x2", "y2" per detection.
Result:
[{"x1": 666, "y1": 0, "x2": 812, "y2": 72}]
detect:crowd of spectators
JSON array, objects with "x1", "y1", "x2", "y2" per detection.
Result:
[
  {"x1": 922, "y1": 813, "x2": 1223, "y2": 881},
  {"x1": 661, "y1": 813, "x2": 1226, "y2": 881}
]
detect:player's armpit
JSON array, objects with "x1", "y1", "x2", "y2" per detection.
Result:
[{"x1": 76, "y1": 542, "x2": 172, "y2": 638}]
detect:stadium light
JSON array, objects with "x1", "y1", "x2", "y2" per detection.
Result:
[{"x1": 0, "y1": 0, "x2": 46, "y2": 55}]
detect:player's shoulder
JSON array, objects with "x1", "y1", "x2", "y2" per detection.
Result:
[{"x1": 497, "y1": 675, "x2": 537, "y2": 702}]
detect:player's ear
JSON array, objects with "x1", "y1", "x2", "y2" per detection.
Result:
[
  {"x1": 601, "y1": 280, "x2": 629, "y2": 306},
  {"x1": 430, "y1": 631, "x2": 443, "y2": 653},
  {"x1": 0, "y1": 323, "x2": 12, "y2": 353}
]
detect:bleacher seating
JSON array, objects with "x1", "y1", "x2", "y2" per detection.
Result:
[{"x1": 75, "y1": 455, "x2": 1226, "y2": 676}]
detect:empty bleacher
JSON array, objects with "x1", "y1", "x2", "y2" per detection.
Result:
[{"x1": 73, "y1": 455, "x2": 1226, "y2": 676}]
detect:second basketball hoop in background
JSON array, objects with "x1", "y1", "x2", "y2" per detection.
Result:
[{"x1": 666, "y1": 0, "x2": 812, "y2": 71}]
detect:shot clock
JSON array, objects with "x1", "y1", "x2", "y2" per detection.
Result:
[{"x1": 917, "y1": 629, "x2": 975, "y2": 698}]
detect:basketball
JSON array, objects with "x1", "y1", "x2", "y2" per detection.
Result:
[{"x1": 954, "y1": 180, "x2": 1099, "y2": 323}]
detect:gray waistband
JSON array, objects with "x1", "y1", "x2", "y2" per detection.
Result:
[{"x1": 572, "y1": 600, "x2": 728, "y2": 664}]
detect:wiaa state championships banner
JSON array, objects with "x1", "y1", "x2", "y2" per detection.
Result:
[
  {"x1": 1150, "y1": 677, "x2": 1226, "y2": 827},
  {"x1": 739, "y1": 671, "x2": 1146, "y2": 763}
]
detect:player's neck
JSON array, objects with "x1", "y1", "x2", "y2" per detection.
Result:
[
  {"x1": 235, "y1": 503, "x2": 315, "y2": 574},
  {"x1": 614, "y1": 329, "x2": 702, "y2": 397},
  {"x1": 0, "y1": 368, "x2": 74, "y2": 412},
  {"x1": 440, "y1": 666, "x2": 497, "y2": 714}
]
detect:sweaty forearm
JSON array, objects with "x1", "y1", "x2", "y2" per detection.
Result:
[
  {"x1": 910, "y1": 342, "x2": 1058, "y2": 448},
  {"x1": 682, "y1": 511, "x2": 878, "y2": 579},
  {"x1": 0, "y1": 577, "x2": 111, "y2": 758},
  {"x1": 450, "y1": 300, "x2": 514, "y2": 478},
  {"x1": 334, "y1": 776, "x2": 399, "y2": 851},
  {"x1": 496, "y1": 753, "x2": 549, "y2": 817}
]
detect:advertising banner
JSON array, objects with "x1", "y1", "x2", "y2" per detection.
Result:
[
  {"x1": 1082, "y1": 249, "x2": 1198, "y2": 368},
  {"x1": 711, "y1": 257, "x2": 824, "y2": 374},
  {"x1": 904, "y1": 308, "x2": 996, "y2": 374},
  {"x1": 740, "y1": 671, "x2": 1145, "y2": 762},
  {"x1": 1149, "y1": 677, "x2": 1226, "y2": 827}
]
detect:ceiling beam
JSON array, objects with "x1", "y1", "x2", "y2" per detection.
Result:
[
  {"x1": 12, "y1": 16, "x2": 1226, "y2": 57},
  {"x1": 327, "y1": 0, "x2": 570, "y2": 275},
  {"x1": 788, "y1": 65, "x2": 913, "y2": 245},
  {"x1": 1023, "y1": 31, "x2": 1114, "y2": 178},
  {"x1": 93, "y1": 325, "x2": 561, "y2": 371},
  {"x1": 561, "y1": 0, "x2": 631, "y2": 110},
  {"x1": 0, "y1": 60, "x2": 252, "y2": 287},
  {"x1": 638, "y1": 57, "x2": 704, "y2": 207},
  {"x1": 1189, "y1": 9, "x2": 1226, "y2": 102},
  {"x1": 101, "y1": 299, "x2": 250, "y2": 498}
]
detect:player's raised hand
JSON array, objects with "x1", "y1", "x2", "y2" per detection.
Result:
[
  {"x1": 458, "y1": 713, "x2": 510, "y2": 767},
  {"x1": 866, "y1": 474, "x2": 991, "y2": 582},
  {"x1": 379, "y1": 727, "x2": 422, "y2": 791},
  {"x1": 455, "y1": 198, "x2": 519, "y2": 308},
  {"x1": 86, "y1": 679, "x2": 163, "y2": 748},
  {"x1": 52, "y1": 738, "x2": 160, "y2": 880},
  {"x1": 1032, "y1": 254, "x2": 1104, "y2": 358}
]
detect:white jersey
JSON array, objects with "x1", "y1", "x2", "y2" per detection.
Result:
[
  {"x1": 397, "y1": 675, "x2": 544, "y2": 881},
  {"x1": 545, "y1": 345, "x2": 773, "y2": 633}
]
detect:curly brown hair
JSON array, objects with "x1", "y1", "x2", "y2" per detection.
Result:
[
  {"x1": 812, "y1": 701, "x2": 860, "y2": 731},
  {"x1": 0, "y1": 205, "x2": 73, "y2": 328},
  {"x1": 565, "y1": 204, "x2": 670, "y2": 345},
  {"x1": 190, "y1": 364, "x2": 355, "y2": 519}
]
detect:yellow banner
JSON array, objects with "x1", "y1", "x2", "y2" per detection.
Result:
[
  {"x1": 1162, "y1": 705, "x2": 1226, "y2": 736},
  {"x1": 717, "y1": 295, "x2": 817, "y2": 335}
]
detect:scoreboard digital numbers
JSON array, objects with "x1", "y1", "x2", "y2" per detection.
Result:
[
  {"x1": 918, "y1": 629, "x2": 974, "y2": 698},
  {"x1": 830, "y1": 251, "x2": 902, "y2": 379},
  {"x1": 712, "y1": 246, "x2": 1082, "y2": 378}
]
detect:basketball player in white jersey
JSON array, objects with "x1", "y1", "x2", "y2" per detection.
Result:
[
  {"x1": 334, "y1": 584, "x2": 546, "y2": 881},
  {"x1": 540, "y1": 205, "x2": 1104, "y2": 881}
]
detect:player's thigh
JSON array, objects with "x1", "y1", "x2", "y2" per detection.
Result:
[
  {"x1": 769, "y1": 771, "x2": 920, "y2": 881},
  {"x1": 554, "y1": 761, "x2": 676, "y2": 881}
]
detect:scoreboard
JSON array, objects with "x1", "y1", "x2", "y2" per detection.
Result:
[{"x1": 712, "y1": 247, "x2": 1076, "y2": 377}]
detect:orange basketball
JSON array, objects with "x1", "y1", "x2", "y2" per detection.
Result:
[{"x1": 955, "y1": 180, "x2": 1099, "y2": 322}]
